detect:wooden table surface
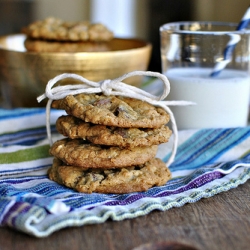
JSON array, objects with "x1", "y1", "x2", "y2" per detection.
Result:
[{"x1": 0, "y1": 180, "x2": 249, "y2": 250}]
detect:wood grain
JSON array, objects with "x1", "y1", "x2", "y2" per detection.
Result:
[{"x1": 0, "y1": 181, "x2": 249, "y2": 250}]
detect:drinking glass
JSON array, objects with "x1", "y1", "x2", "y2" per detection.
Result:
[{"x1": 160, "y1": 21, "x2": 250, "y2": 129}]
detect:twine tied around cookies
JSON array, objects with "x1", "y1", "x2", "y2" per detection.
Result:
[{"x1": 37, "y1": 71, "x2": 195, "y2": 167}]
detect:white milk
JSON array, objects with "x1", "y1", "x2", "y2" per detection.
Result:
[{"x1": 166, "y1": 68, "x2": 250, "y2": 130}]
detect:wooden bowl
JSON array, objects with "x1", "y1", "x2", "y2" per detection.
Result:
[{"x1": 0, "y1": 34, "x2": 152, "y2": 107}]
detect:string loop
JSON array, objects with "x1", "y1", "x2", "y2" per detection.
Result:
[{"x1": 37, "y1": 70, "x2": 195, "y2": 167}]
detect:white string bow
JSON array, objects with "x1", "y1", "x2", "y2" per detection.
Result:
[{"x1": 37, "y1": 70, "x2": 194, "y2": 167}]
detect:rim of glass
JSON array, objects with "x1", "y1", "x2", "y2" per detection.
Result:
[{"x1": 160, "y1": 21, "x2": 250, "y2": 35}]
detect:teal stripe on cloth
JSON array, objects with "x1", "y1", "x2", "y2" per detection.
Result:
[{"x1": 0, "y1": 108, "x2": 250, "y2": 237}]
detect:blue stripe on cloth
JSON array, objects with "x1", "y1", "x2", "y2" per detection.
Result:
[
  {"x1": 165, "y1": 127, "x2": 250, "y2": 171},
  {"x1": 0, "y1": 126, "x2": 56, "y2": 146},
  {"x1": 0, "y1": 108, "x2": 250, "y2": 237},
  {"x1": 0, "y1": 108, "x2": 46, "y2": 120}
]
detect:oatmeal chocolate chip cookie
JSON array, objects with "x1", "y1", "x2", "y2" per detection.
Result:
[
  {"x1": 24, "y1": 39, "x2": 111, "y2": 52},
  {"x1": 49, "y1": 138, "x2": 158, "y2": 169},
  {"x1": 52, "y1": 94, "x2": 170, "y2": 128},
  {"x1": 22, "y1": 17, "x2": 114, "y2": 42},
  {"x1": 56, "y1": 115, "x2": 172, "y2": 148},
  {"x1": 48, "y1": 157, "x2": 171, "y2": 193}
]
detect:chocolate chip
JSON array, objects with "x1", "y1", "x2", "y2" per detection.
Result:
[
  {"x1": 94, "y1": 98, "x2": 111, "y2": 107},
  {"x1": 115, "y1": 128, "x2": 128, "y2": 138}
]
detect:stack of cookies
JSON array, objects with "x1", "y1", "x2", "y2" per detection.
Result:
[
  {"x1": 22, "y1": 17, "x2": 114, "y2": 52},
  {"x1": 48, "y1": 93, "x2": 172, "y2": 194}
]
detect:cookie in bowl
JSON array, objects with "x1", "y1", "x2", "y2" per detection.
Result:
[
  {"x1": 22, "y1": 17, "x2": 114, "y2": 42},
  {"x1": 22, "y1": 17, "x2": 114, "y2": 52}
]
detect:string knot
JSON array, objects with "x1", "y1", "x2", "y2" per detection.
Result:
[{"x1": 100, "y1": 79, "x2": 112, "y2": 96}]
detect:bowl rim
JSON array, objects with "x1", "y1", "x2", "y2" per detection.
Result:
[{"x1": 0, "y1": 34, "x2": 151, "y2": 55}]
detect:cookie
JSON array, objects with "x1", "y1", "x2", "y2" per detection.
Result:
[
  {"x1": 56, "y1": 115, "x2": 172, "y2": 148},
  {"x1": 52, "y1": 94, "x2": 170, "y2": 128},
  {"x1": 49, "y1": 138, "x2": 158, "y2": 169},
  {"x1": 48, "y1": 157, "x2": 171, "y2": 193},
  {"x1": 22, "y1": 17, "x2": 113, "y2": 42},
  {"x1": 24, "y1": 38, "x2": 111, "y2": 52}
]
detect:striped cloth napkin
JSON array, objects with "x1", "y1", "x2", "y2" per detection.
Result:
[{"x1": 0, "y1": 108, "x2": 249, "y2": 237}]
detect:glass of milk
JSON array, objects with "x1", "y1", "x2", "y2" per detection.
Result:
[{"x1": 160, "y1": 22, "x2": 250, "y2": 130}]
